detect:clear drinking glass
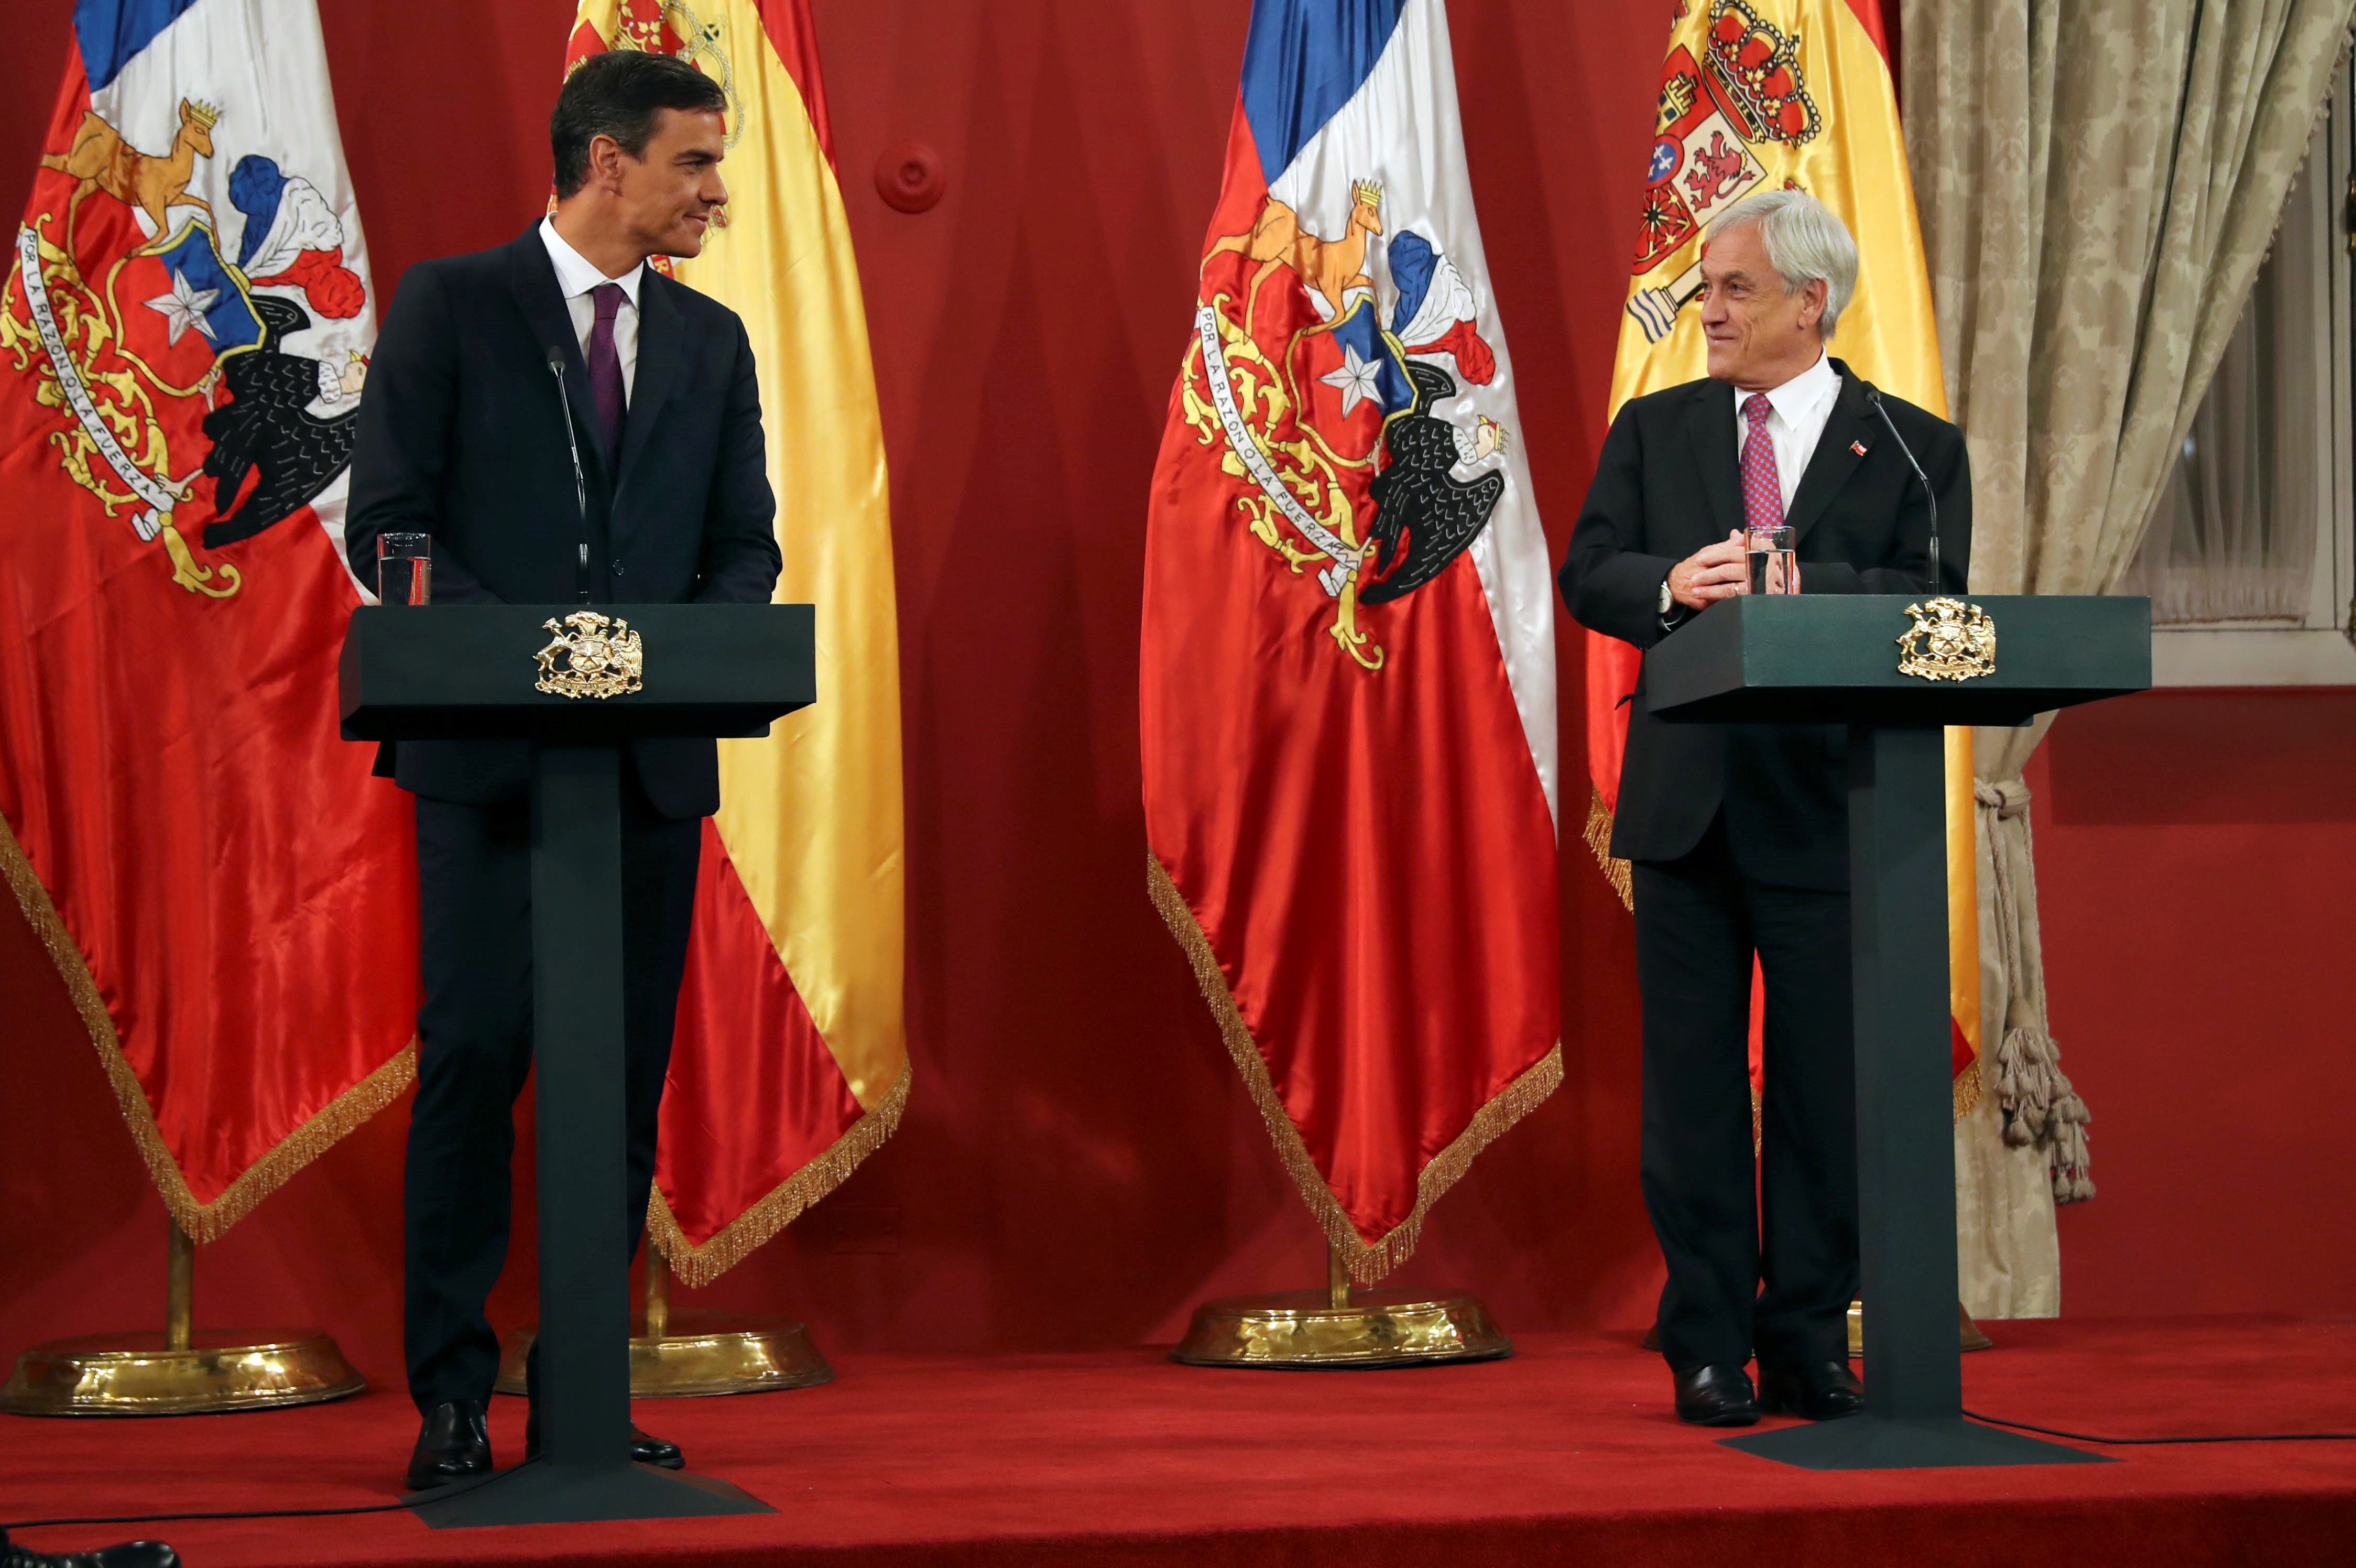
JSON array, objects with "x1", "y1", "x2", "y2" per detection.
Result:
[
  {"x1": 378, "y1": 532, "x2": 432, "y2": 606},
  {"x1": 1746, "y1": 524, "x2": 1796, "y2": 596}
]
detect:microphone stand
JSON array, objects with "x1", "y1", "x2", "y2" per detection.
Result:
[
  {"x1": 1866, "y1": 384, "x2": 1940, "y2": 593},
  {"x1": 547, "y1": 348, "x2": 593, "y2": 604}
]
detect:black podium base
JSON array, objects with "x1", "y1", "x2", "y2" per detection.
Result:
[
  {"x1": 408, "y1": 1460, "x2": 775, "y2": 1528},
  {"x1": 1720, "y1": 1414, "x2": 2113, "y2": 1471}
]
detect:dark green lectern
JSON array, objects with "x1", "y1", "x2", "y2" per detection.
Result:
[
  {"x1": 340, "y1": 603, "x2": 814, "y2": 1526},
  {"x1": 1644, "y1": 594, "x2": 2149, "y2": 1471}
]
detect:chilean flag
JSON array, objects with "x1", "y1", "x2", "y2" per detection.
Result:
[
  {"x1": 1141, "y1": 0, "x2": 1561, "y2": 1281},
  {"x1": 1, "y1": 0, "x2": 415, "y2": 1242}
]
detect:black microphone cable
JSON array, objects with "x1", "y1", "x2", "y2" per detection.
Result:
[
  {"x1": 0, "y1": 1461, "x2": 520, "y2": 1532},
  {"x1": 1962, "y1": 1408, "x2": 2356, "y2": 1446}
]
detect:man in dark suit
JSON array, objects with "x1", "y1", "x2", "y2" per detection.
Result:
[
  {"x1": 1559, "y1": 190, "x2": 1970, "y2": 1427},
  {"x1": 346, "y1": 51, "x2": 782, "y2": 1489}
]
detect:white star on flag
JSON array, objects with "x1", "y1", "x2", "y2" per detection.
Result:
[
  {"x1": 1319, "y1": 343, "x2": 1384, "y2": 416},
  {"x1": 144, "y1": 270, "x2": 220, "y2": 347}
]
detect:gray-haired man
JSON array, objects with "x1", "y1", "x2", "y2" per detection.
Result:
[{"x1": 1558, "y1": 190, "x2": 1973, "y2": 1427}]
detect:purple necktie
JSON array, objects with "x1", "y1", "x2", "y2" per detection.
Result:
[
  {"x1": 586, "y1": 281, "x2": 627, "y2": 460},
  {"x1": 1739, "y1": 393, "x2": 1782, "y2": 531}
]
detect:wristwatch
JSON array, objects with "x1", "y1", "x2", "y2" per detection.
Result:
[{"x1": 1659, "y1": 576, "x2": 1674, "y2": 615}]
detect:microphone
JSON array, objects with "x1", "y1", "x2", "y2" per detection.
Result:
[
  {"x1": 1864, "y1": 384, "x2": 1940, "y2": 594},
  {"x1": 547, "y1": 347, "x2": 592, "y2": 603}
]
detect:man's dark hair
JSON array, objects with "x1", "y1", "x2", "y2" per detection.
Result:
[{"x1": 551, "y1": 51, "x2": 727, "y2": 200}]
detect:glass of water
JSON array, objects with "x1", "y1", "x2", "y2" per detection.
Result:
[
  {"x1": 1746, "y1": 524, "x2": 1796, "y2": 596},
  {"x1": 378, "y1": 533, "x2": 432, "y2": 606}
]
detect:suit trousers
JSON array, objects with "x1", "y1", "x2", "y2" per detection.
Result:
[
  {"x1": 1632, "y1": 812, "x2": 1858, "y2": 1374},
  {"x1": 403, "y1": 774, "x2": 701, "y2": 1412}
]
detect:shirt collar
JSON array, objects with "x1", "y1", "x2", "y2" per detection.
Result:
[
  {"x1": 1745, "y1": 350, "x2": 1837, "y2": 428},
  {"x1": 538, "y1": 216, "x2": 643, "y2": 309}
]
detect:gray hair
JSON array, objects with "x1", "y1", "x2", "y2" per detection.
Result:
[{"x1": 1710, "y1": 189, "x2": 1858, "y2": 340}]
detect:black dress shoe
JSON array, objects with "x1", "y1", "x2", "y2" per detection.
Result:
[
  {"x1": 524, "y1": 1410, "x2": 685, "y2": 1470},
  {"x1": 1758, "y1": 1358, "x2": 1866, "y2": 1421},
  {"x1": 405, "y1": 1399, "x2": 493, "y2": 1491},
  {"x1": 1672, "y1": 1363, "x2": 1760, "y2": 1427},
  {"x1": 1, "y1": 1530, "x2": 181, "y2": 1567}
]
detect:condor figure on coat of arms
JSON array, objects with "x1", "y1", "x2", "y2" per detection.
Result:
[
  {"x1": 1179, "y1": 180, "x2": 1510, "y2": 672},
  {"x1": 4, "y1": 95, "x2": 370, "y2": 600}
]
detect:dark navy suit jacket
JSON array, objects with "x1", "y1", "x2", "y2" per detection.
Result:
[
  {"x1": 345, "y1": 225, "x2": 782, "y2": 819},
  {"x1": 1557, "y1": 360, "x2": 1972, "y2": 891}
]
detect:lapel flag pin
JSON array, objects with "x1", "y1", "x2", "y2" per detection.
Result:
[{"x1": 1850, "y1": 439, "x2": 1868, "y2": 456}]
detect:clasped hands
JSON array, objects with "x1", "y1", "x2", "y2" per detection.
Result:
[{"x1": 1666, "y1": 530, "x2": 1797, "y2": 611}]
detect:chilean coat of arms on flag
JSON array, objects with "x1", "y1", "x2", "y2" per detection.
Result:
[
  {"x1": 1144, "y1": 0, "x2": 1562, "y2": 1282},
  {"x1": 13, "y1": 14, "x2": 373, "y2": 594}
]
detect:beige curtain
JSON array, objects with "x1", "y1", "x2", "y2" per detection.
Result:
[
  {"x1": 1902, "y1": 0, "x2": 2354, "y2": 1312},
  {"x1": 2118, "y1": 148, "x2": 2327, "y2": 624}
]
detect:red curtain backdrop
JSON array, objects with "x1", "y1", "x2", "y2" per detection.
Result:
[{"x1": 3, "y1": 1, "x2": 2352, "y2": 1384}]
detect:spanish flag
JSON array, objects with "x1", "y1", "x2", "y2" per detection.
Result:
[
  {"x1": 1593, "y1": 0, "x2": 1980, "y2": 1107},
  {"x1": 562, "y1": 0, "x2": 906, "y2": 1285}
]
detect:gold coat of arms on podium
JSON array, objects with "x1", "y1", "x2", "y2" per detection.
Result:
[
  {"x1": 1896, "y1": 597, "x2": 1995, "y2": 682},
  {"x1": 533, "y1": 610, "x2": 645, "y2": 699}
]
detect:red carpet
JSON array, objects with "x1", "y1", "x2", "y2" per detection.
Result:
[{"x1": 4, "y1": 1319, "x2": 2351, "y2": 1566}]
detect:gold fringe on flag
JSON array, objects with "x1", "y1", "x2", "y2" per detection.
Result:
[
  {"x1": 1582, "y1": 786, "x2": 1633, "y2": 910},
  {"x1": 1953, "y1": 1054, "x2": 1983, "y2": 1120},
  {"x1": 646, "y1": 1053, "x2": 912, "y2": 1290},
  {"x1": 0, "y1": 813, "x2": 417, "y2": 1243},
  {"x1": 1149, "y1": 852, "x2": 1561, "y2": 1286}
]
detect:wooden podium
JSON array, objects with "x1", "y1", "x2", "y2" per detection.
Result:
[
  {"x1": 340, "y1": 603, "x2": 813, "y2": 1525},
  {"x1": 1644, "y1": 594, "x2": 2148, "y2": 1470}
]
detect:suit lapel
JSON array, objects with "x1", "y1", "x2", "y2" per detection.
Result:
[
  {"x1": 1783, "y1": 363, "x2": 1871, "y2": 543},
  {"x1": 614, "y1": 273, "x2": 683, "y2": 501},
  {"x1": 507, "y1": 230, "x2": 614, "y2": 479},
  {"x1": 1684, "y1": 379, "x2": 1743, "y2": 542}
]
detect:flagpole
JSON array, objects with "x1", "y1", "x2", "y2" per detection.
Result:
[
  {"x1": 164, "y1": 1221, "x2": 194, "y2": 1353},
  {"x1": 645, "y1": 1249, "x2": 671, "y2": 1340},
  {"x1": 0, "y1": 1216, "x2": 363, "y2": 1414}
]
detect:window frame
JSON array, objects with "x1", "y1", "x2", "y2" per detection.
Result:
[{"x1": 2148, "y1": 63, "x2": 2356, "y2": 688}]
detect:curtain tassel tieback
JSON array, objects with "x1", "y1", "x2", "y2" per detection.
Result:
[{"x1": 1974, "y1": 772, "x2": 2096, "y2": 1204}]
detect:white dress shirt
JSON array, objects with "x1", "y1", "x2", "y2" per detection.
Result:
[
  {"x1": 538, "y1": 216, "x2": 643, "y2": 405},
  {"x1": 1732, "y1": 349, "x2": 1839, "y2": 513}
]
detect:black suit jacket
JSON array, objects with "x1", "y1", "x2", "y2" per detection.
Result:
[
  {"x1": 1558, "y1": 360, "x2": 1971, "y2": 890},
  {"x1": 345, "y1": 226, "x2": 782, "y2": 820}
]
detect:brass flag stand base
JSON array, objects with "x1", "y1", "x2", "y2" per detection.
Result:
[
  {"x1": 0, "y1": 1221, "x2": 364, "y2": 1416},
  {"x1": 495, "y1": 1253, "x2": 833, "y2": 1399},
  {"x1": 1637, "y1": 1300, "x2": 1994, "y2": 1357},
  {"x1": 1172, "y1": 1244, "x2": 1512, "y2": 1368}
]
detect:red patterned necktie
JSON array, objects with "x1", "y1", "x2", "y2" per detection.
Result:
[
  {"x1": 586, "y1": 281, "x2": 627, "y2": 460},
  {"x1": 1740, "y1": 392, "x2": 1781, "y2": 532}
]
